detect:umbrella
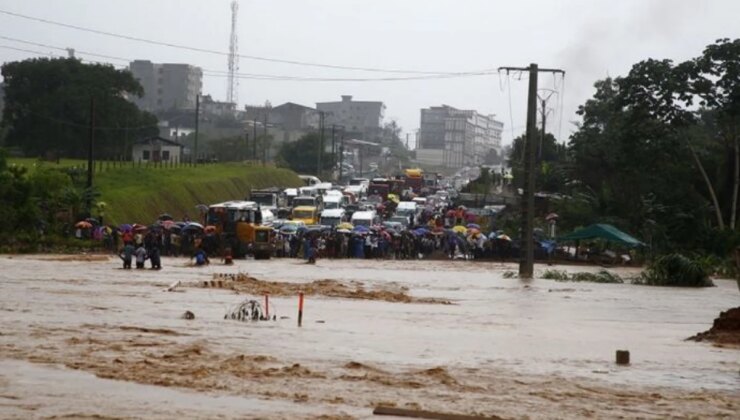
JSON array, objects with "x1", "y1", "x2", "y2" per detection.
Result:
[
  {"x1": 204, "y1": 225, "x2": 217, "y2": 233},
  {"x1": 182, "y1": 222, "x2": 204, "y2": 232},
  {"x1": 75, "y1": 221, "x2": 92, "y2": 229},
  {"x1": 133, "y1": 223, "x2": 148, "y2": 232},
  {"x1": 503, "y1": 173, "x2": 514, "y2": 180},
  {"x1": 160, "y1": 220, "x2": 176, "y2": 230},
  {"x1": 546, "y1": 212, "x2": 559, "y2": 221},
  {"x1": 353, "y1": 225, "x2": 370, "y2": 234},
  {"x1": 85, "y1": 217, "x2": 99, "y2": 225},
  {"x1": 280, "y1": 225, "x2": 298, "y2": 234},
  {"x1": 467, "y1": 223, "x2": 481, "y2": 230},
  {"x1": 119, "y1": 223, "x2": 132, "y2": 232},
  {"x1": 158, "y1": 213, "x2": 174, "y2": 221},
  {"x1": 413, "y1": 227, "x2": 430, "y2": 235},
  {"x1": 467, "y1": 228, "x2": 481, "y2": 236},
  {"x1": 452, "y1": 225, "x2": 467, "y2": 234},
  {"x1": 337, "y1": 228, "x2": 352, "y2": 234},
  {"x1": 497, "y1": 234, "x2": 512, "y2": 241},
  {"x1": 337, "y1": 222, "x2": 354, "y2": 230}
]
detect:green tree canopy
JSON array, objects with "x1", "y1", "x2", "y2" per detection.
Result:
[
  {"x1": 276, "y1": 132, "x2": 333, "y2": 175},
  {"x1": 1, "y1": 58, "x2": 158, "y2": 158}
]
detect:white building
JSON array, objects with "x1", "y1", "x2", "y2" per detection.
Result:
[
  {"x1": 417, "y1": 105, "x2": 503, "y2": 169},
  {"x1": 131, "y1": 136, "x2": 183, "y2": 163},
  {"x1": 316, "y1": 95, "x2": 385, "y2": 140},
  {"x1": 128, "y1": 60, "x2": 203, "y2": 112}
]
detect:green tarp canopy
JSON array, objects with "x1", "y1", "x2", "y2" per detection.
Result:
[{"x1": 558, "y1": 223, "x2": 645, "y2": 247}]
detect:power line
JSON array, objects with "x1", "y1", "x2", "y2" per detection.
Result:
[
  {"x1": 0, "y1": 34, "x2": 499, "y2": 82},
  {"x1": 0, "y1": 7, "x2": 494, "y2": 76}
]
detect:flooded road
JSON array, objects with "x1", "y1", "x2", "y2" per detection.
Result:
[{"x1": 0, "y1": 255, "x2": 738, "y2": 419}]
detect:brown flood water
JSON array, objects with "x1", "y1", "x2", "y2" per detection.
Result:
[{"x1": 0, "y1": 255, "x2": 738, "y2": 419}]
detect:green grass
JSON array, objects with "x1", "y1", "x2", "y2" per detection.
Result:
[
  {"x1": 92, "y1": 163, "x2": 301, "y2": 225},
  {"x1": 8, "y1": 157, "x2": 87, "y2": 170}
]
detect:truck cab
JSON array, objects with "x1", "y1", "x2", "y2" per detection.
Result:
[{"x1": 292, "y1": 206, "x2": 319, "y2": 225}]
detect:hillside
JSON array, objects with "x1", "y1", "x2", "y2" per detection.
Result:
[{"x1": 94, "y1": 164, "x2": 301, "y2": 225}]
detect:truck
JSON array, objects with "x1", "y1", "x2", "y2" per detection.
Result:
[
  {"x1": 207, "y1": 201, "x2": 274, "y2": 259},
  {"x1": 291, "y1": 206, "x2": 319, "y2": 225},
  {"x1": 249, "y1": 188, "x2": 281, "y2": 211},
  {"x1": 403, "y1": 168, "x2": 424, "y2": 193}
]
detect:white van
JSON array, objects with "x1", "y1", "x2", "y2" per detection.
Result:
[
  {"x1": 396, "y1": 201, "x2": 418, "y2": 216},
  {"x1": 320, "y1": 209, "x2": 345, "y2": 227},
  {"x1": 298, "y1": 175, "x2": 321, "y2": 186},
  {"x1": 351, "y1": 210, "x2": 378, "y2": 227},
  {"x1": 322, "y1": 194, "x2": 343, "y2": 210}
]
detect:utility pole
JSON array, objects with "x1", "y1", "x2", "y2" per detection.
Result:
[
  {"x1": 331, "y1": 124, "x2": 338, "y2": 179},
  {"x1": 317, "y1": 111, "x2": 325, "y2": 177},
  {"x1": 537, "y1": 89, "x2": 557, "y2": 160},
  {"x1": 253, "y1": 116, "x2": 258, "y2": 161},
  {"x1": 194, "y1": 94, "x2": 200, "y2": 164},
  {"x1": 406, "y1": 133, "x2": 410, "y2": 149},
  {"x1": 499, "y1": 64, "x2": 565, "y2": 279},
  {"x1": 263, "y1": 108, "x2": 269, "y2": 165},
  {"x1": 244, "y1": 131, "x2": 249, "y2": 162},
  {"x1": 86, "y1": 96, "x2": 95, "y2": 217},
  {"x1": 339, "y1": 134, "x2": 345, "y2": 181}
]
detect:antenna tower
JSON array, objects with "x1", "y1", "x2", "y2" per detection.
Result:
[{"x1": 227, "y1": 0, "x2": 239, "y2": 104}]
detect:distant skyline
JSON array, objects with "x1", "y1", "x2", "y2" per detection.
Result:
[{"x1": 1, "y1": 0, "x2": 739, "y2": 147}]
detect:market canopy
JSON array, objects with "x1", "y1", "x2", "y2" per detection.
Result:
[{"x1": 558, "y1": 224, "x2": 645, "y2": 247}]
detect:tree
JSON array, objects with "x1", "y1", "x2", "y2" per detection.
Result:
[
  {"x1": 1, "y1": 58, "x2": 158, "y2": 158},
  {"x1": 566, "y1": 38, "x2": 740, "y2": 253},
  {"x1": 508, "y1": 130, "x2": 567, "y2": 193},
  {"x1": 276, "y1": 132, "x2": 332, "y2": 175},
  {"x1": 0, "y1": 149, "x2": 37, "y2": 234}
]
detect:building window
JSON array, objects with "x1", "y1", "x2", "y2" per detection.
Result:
[
  {"x1": 162, "y1": 151, "x2": 170, "y2": 160},
  {"x1": 142, "y1": 150, "x2": 150, "y2": 161}
]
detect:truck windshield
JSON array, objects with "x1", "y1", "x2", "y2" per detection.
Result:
[
  {"x1": 293, "y1": 210, "x2": 314, "y2": 220},
  {"x1": 293, "y1": 198, "x2": 315, "y2": 207},
  {"x1": 320, "y1": 217, "x2": 340, "y2": 226},
  {"x1": 251, "y1": 195, "x2": 274, "y2": 206}
]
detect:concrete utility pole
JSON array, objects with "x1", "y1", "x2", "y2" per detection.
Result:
[
  {"x1": 499, "y1": 64, "x2": 565, "y2": 279},
  {"x1": 86, "y1": 96, "x2": 95, "y2": 216},
  {"x1": 317, "y1": 111, "x2": 325, "y2": 177},
  {"x1": 331, "y1": 124, "x2": 336, "y2": 174},
  {"x1": 194, "y1": 94, "x2": 200, "y2": 164}
]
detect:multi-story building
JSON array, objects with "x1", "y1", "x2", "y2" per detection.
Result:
[
  {"x1": 316, "y1": 95, "x2": 385, "y2": 140},
  {"x1": 128, "y1": 60, "x2": 203, "y2": 112},
  {"x1": 417, "y1": 105, "x2": 503, "y2": 169}
]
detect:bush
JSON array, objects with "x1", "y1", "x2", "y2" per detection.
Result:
[
  {"x1": 541, "y1": 269, "x2": 569, "y2": 280},
  {"x1": 569, "y1": 270, "x2": 624, "y2": 283},
  {"x1": 634, "y1": 253, "x2": 714, "y2": 287}
]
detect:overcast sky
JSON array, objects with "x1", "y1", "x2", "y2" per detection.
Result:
[{"x1": 1, "y1": 0, "x2": 739, "y2": 146}]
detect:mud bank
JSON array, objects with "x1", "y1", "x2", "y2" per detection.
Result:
[
  {"x1": 203, "y1": 273, "x2": 452, "y2": 304},
  {"x1": 689, "y1": 306, "x2": 740, "y2": 347}
]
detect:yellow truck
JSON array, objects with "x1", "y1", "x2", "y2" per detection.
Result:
[
  {"x1": 291, "y1": 206, "x2": 319, "y2": 225},
  {"x1": 207, "y1": 200, "x2": 274, "y2": 259}
]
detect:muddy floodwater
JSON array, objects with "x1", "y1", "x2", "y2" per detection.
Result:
[{"x1": 0, "y1": 255, "x2": 738, "y2": 419}]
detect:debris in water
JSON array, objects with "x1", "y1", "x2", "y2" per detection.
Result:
[{"x1": 182, "y1": 311, "x2": 195, "y2": 320}]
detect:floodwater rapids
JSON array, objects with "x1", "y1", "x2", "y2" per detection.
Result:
[{"x1": 0, "y1": 255, "x2": 737, "y2": 419}]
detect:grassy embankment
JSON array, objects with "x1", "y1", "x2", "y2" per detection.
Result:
[{"x1": 9, "y1": 158, "x2": 302, "y2": 225}]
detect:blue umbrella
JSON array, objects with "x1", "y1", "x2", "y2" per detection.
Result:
[
  {"x1": 119, "y1": 223, "x2": 132, "y2": 232},
  {"x1": 413, "y1": 227, "x2": 429, "y2": 235},
  {"x1": 467, "y1": 223, "x2": 481, "y2": 230},
  {"x1": 353, "y1": 225, "x2": 370, "y2": 234}
]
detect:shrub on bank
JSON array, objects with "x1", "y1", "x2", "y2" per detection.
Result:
[
  {"x1": 0, "y1": 233, "x2": 102, "y2": 254},
  {"x1": 541, "y1": 269, "x2": 623, "y2": 283},
  {"x1": 633, "y1": 253, "x2": 714, "y2": 287}
]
